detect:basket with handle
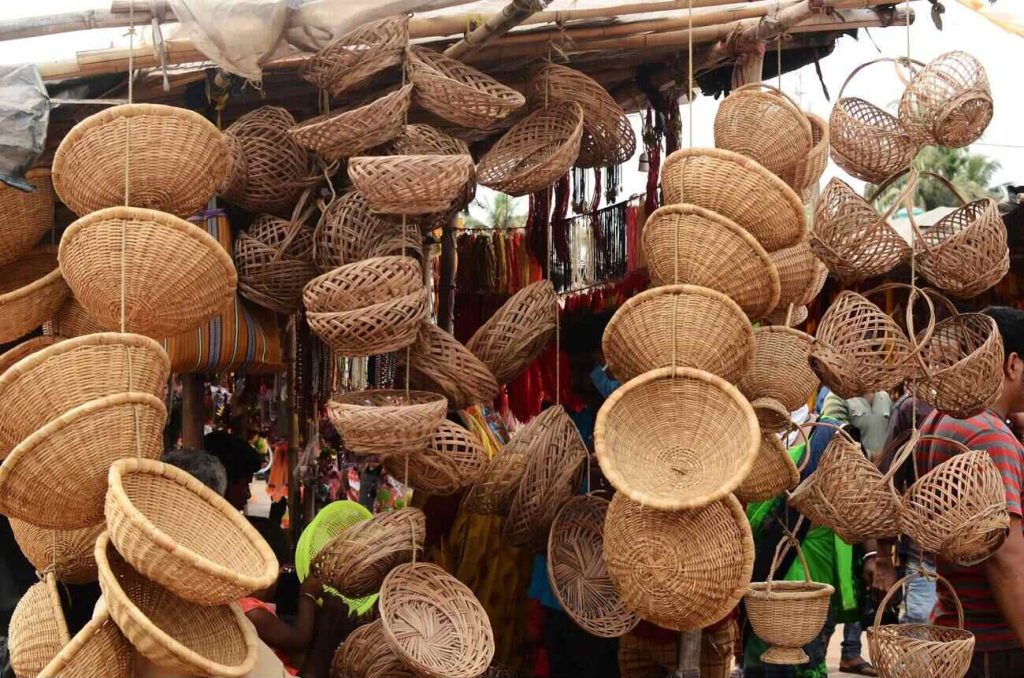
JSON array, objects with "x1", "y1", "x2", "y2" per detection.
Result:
[
  {"x1": 738, "y1": 326, "x2": 819, "y2": 413},
  {"x1": 779, "y1": 113, "x2": 829, "y2": 200},
  {"x1": 326, "y1": 389, "x2": 448, "y2": 456},
  {"x1": 348, "y1": 153, "x2": 476, "y2": 215},
  {"x1": 300, "y1": 15, "x2": 410, "y2": 97},
  {"x1": 8, "y1": 573, "x2": 70, "y2": 678},
  {"x1": 466, "y1": 280, "x2": 557, "y2": 385},
  {"x1": 713, "y1": 82, "x2": 813, "y2": 177},
  {"x1": 384, "y1": 420, "x2": 489, "y2": 496},
  {"x1": 0, "y1": 247, "x2": 69, "y2": 344},
  {"x1": 0, "y1": 167, "x2": 55, "y2": 267},
  {"x1": 37, "y1": 604, "x2": 132, "y2": 678},
  {"x1": 10, "y1": 519, "x2": 103, "y2": 585},
  {"x1": 402, "y1": 322, "x2": 499, "y2": 410},
  {"x1": 331, "y1": 619, "x2": 416, "y2": 678},
  {"x1": 899, "y1": 51, "x2": 992, "y2": 148},
  {"x1": 868, "y1": 573, "x2": 975, "y2": 678}
]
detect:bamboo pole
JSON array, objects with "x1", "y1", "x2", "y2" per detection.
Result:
[{"x1": 444, "y1": 0, "x2": 551, "y2": 60}]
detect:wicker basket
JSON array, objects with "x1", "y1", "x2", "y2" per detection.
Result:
[
  {"x1": 752, "y1": 397, "x2": 792, "y2": 435},
  {"x1": 313, "y1": 507, "x2": 425, "y2": 598},
  {"x1": 738, "y1": 326, "x2": 819, "y2": 412},
  {"x1": 379, "y1": 562, "x2": 494, "y2": 678},
  {"x1": 0, "y1": 247, "x2": 69, "y2": 344},
  {"x1": 384, "y1": 420, "x2": 489, "y2": 495},
  {"x1": 53, "y1": 104, "x2": 229, "y2": 218},
  {"x1": 327, "y1": 389, "x2": 448, "y2": 456},
  {"x1": 307, "y1": 288, "x2": 429, "y2": 357},
  {"x1": 779, "y1": 113, "x2": 829, "y2": 200},
  {"x1": 403, "y1": 322, "x2": 499, "y2": 409},
  {"x1": 44, "y1": 298, "x2": 111, "y2": 338},
  {"x1": 0, "y1": 392, "x2": 165, "y2": 528},
  {"x1": 312, "y1": 190, "x2": 390, "y2": 271},
  {"x1": 604, "y1": 493, "x2": 753, "y2": 631},
  {"x1": 300, "y1": 15, "x2": 409, "y2": 97},
  {"x1": 105, "y1": 457, "x2": 279, "y2": 605},
  {"x1": 868, "y1": 573, "x2": 975, "y2": 678},
  {"x1": 0, "y1": 332, "x2": 169, "y2": 460},
  {"x1": 331, "y1": 619, "x2": 416, "y2": 678},
  {"x1": 37, "y1": 606, "x2": 132, "y2": 678},
  {"x1": 603, "y1": 284, "x2": 754, "y2": 384},
  {"x1": 735, "y1": 432, "x2": 804, "y2": 504},
  {"x1": 900, "y1": 51, "x2": 992, "y2": 148},
  {"x1": 0, "y1": 336, "x2": 60, "y2": 377},
  {"x1": 409, "y1": 46, "x2": 525, "y2": 129},
  {"x1": 8, "y1": 573, "x2": 69, "y2": 678},
  {"x1": 642, "y1": 204, "x2": 780, "y2": 318},
  {"x1": 382, "y1": 124, "x2": 471, "y2": 156},
  {"x1": 349, "y1": 154, "x2": 476, "y2": 215},
  {"x1": 769, "y1": 239, "x2": 820, "y2": 316},
  {"x1": 765, "y1": 304, "x2": 809, "y2": 328},
  {"x1": 595, "y1": 367, "x2": 759, "y2": 511},
  {"x1": 661, "y1": 148, "x2": 805, "y2": 251},
  {"x1": 467, "y1": 280, "x2": 557, "y2": 385},
  {"x1": 304, "y1": 256, "x2": 422, "y2": 312},
  {"x1": 289, "y1": 84, "x2": 413, "y2": 162},
  {"x1": 714, "y1": 83, "x2": 813, "y2": 177},
  {"x1": 0, "y1": 168, "x2": 55, "y2": 266},
  {"x1": 10, "y1": 519, "x2": 103, "y2": 585},
  {"x1": 294, "y1": 500, "x2": 378, "y2": 615},
  {"x1": 59, "y1": 206, "x2": 237, "y2": 338},
  {"x1": 477, "y1": 102, "x2": 585, "y2": 197},
  {"x1": 95, "y1": 532, "x2": 258, "y2": 677},
  {"x1": 547, "y1": 496, "x2": 641, "y2": 638}
]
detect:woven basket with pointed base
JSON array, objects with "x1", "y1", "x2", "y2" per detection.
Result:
[
  {"x1": 403, "y1": 322, "x2": 499, "y2": 409},
  {"x1": 349, "y1": 154, "x2": 476, "y2": 216},
  {"x1": 37, "y1": 605, "x2": 132, "y2": 678},
  {"x1": 900, "y1": 51, "x2": 992, "y2": 148},
  {"x1": 738, "y1": 326, "x2": 818, "y2": 412},
  {"x1": 327, "y1": 390, "x2": 448, "y2": 456},
  {"x1": 289, "y1": 84, "x2": 412, "y2": 162},
  {"x1": 0, "y1": 167, "x2": 55, "y2": 267},
  {"x1": 300, "y1": 15, "x2": 409, "y2": 97},
  {"x1": 0, "y1": 247, "x2": 69, "y2": 344},
  {"x1": 714, "y1": 83, "x2": 813, "y2": 177},
  {"x1": 8, "y1": 574, "x2": 70, "y2": 678},
  {"x1": 409, "y1": 46, "x2": 525, "y2": 129},
  {"x1": 467, "y1": 280, "x2": 557, "y2": 385},
  {"x1": 384, "y1": 420, "x2": 488, "y2": 495},
  {"x1": 10, "y1": 519, "x2": 103, "y2": 585},
  {"x1": 312, "y1": 190, "x2": 390, "y2": 271},
  {"x1": 779, "y1": 113, "x2": 829, "y2": 200},
  {"x1": 331, "y1": 619, "x2": 416, "y2": 678}
]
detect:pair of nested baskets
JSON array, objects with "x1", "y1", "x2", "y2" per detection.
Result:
[
  {"x1": 384, "y1": 420, "x2": 489, "y2": 496},
  {"x1": 313, "y1": 189, "x2": 425, "y2": 272},
  {"x1": 466, "y1": 280, "x2": 558, "y2": 385}
]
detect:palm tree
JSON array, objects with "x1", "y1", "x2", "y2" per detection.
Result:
[
  {"x1": 869, "y1": 146, "x2": 1004, "y2": 211},
  {"x1": 464, "y1": 192, "x2": 526, "y2": 230}
]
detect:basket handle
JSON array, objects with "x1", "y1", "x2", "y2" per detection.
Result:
[
  {"x1": 873, "y1": 571, "x2": 965, "y2": 632},
  {"x1": 731, "y1": 82, "x2": 810, "y2": 122},
  {"x1": 869, "y1": 169, "x2": 967, "y2": 209},
  {"x1": 765, "y1": 515, "x2": 811, "y2": 592},
  {"x1": 859, "y1": 282, "x2": 937, "y2": 372},
  {"x1": 836, "y1": 57, "x2": 927, "y2": 101},
  {"x1": 272, "y1": 186, "x2": 320, "y2": 264},
  {"x1": 788, "y1": 423, "x2": 812, "y2": 474}
]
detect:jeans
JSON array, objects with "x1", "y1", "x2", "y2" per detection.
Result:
[
  {"x1": 966, "y1": 648, "x2": 1024, "y2": 678},
  {"x1": 841, "y1": 622, "x2": 862, "y2": 661},
  {"x1": 900, "y1": 553, "x2": 937, "y2": 624}
]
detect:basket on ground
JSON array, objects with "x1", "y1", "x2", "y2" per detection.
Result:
[
  {"x1": 467, "y1": 280, "x2": 557, "y2": 384},
  {"x1": 900, "y1": 51, "x2": 992, "y2": 148},
  {"x1": 409, "y1": 46, "x2": 525, "y2": 129},
  {"x1": 37, "y1": 606, "x2": 132, "y2": 678},
  {"x1": 300, "y1": 15, "x2": 409, "y2": 97},
  {"x1": 8, "y1": 573, "x2": 69, "y2": 678},
  {"x1": 10, "y1": 519, "x2": 103, "y2": 584},
  {"x1": 0, "y1": 167, "x2": 55, "y2": 266},
  {"x1": 331, "y1": 619, "x2": 415, "y2": 678},
  {"x1": 349, "y1": 154, "x2": 476, "y2": 215},
  {"x1": 713, "y1": 83, "x2": 813, "y2": 177},
  {"x1": 289, "y1": 84, "x2": 412, "y2": 162},
  {"x1": 403, "y1": 322, "x2": 499, "y2": 409},
  {"x1": 384, "y1": 421, "x2": 489, "y2": 495},
  {"x1": 0, "y1": 247, "x2": 69, "y2": 344},
  {"x1": 739, "y1": 326, "x2": 818, "y2": 412},
  {"x1": 327, "y1": 390, "x2": 448, "y2": 456}
]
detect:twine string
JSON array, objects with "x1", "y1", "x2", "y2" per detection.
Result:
[{"x1": 122, "y1": 5, "x2": 143, "y2": 458}]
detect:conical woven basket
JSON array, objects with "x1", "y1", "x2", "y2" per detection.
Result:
[
  {"x1": 0, "y1": 247, "x2": 69, "y2": 344},
  {"x1": 327, "y1": 389, "x2": 448, "y2": 456},
  {"x1": 738, "y1": 326, "x2": 818, "y2": 412},
  {"x1": 52, "y1": 104, "x2": 229, "y2": 218},
  {"x1": 403, "y1": 322, "x2": 499, "y2": 410},
  {"x1": 0, "y1": 167, "x2": 55, "y2": 267},
  {"x1": 604, "y1": 493, "x2": 754, "y2": 631},
  {"x1": 466, "y1": 280, "x2": 557, "y2": 385},
  {"x1": 37, "y1": 606, "x2": 132, "y2": 678},
  {"x1": 8, "y1": 574, "x2": 70, "y2": 678},
  {"x1": 384, "y1": 420, "x2": 489, "y2": 495},
  {"x1": 735, "y1": 432, "x2": 804, "y2": 504},
  {"x1": 312, "y1": 190, "x2": 390, "y2": 271},
  {"x1": 0, "y1": 336, "x2": 60, "y2": 377},
  {"x1": 899, "y1": 51, "x2": 992, "y2": 148},
  {"x1": 603, "y1": 284, "x2": 754, "y2": 384},
  {"x1": 349, "y1": 154, "x2": 476, "y2": 215},
  {"x1": 300, "y1": 15, "x2": 409, "y2": 97},
  {"x1": 409, "y1": 46, "x2": 525, "y2": 129},
  {"x1": 779, "y1": 113, "x2": 829, "y2": 200},
  {"x1": 713, "y1": 83, "x2": 813, "y2": 177},
  {"x1": 331, "y1": 619, "x2": 416, "y2": 678},
  {"x1": 595, "y1": 367, "x2": 759, "y2": 511},
  {"x1": 10, "y1": 519, "x2": 103, "y2": 585}
]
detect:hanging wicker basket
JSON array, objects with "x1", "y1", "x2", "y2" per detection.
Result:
[
  {"x1": 735, "y1": 432, "x2": 805, "y2": 504},
  {"x1": 53, "y1": 104, "x2": 229, "y2": 218},
  {"x1": 900, "y1": 51, "x2": 992, "y2": 148},
  {"x1": 466, "y1": 280, "x2": 557, "y2": 385},
  {"x1": 603, "y1": 284, "x2": 755, "y2": 384},
  {"x1": 641, "y1": 204, "x2": 781, "y2": 318},
  {"x1": 403, "y1": 322, "x2": 500, "y2": 409},
  {"x1": 547, "y1": 496, "x2": 641, "y2": 638},
  {"x1": 327, "y1": 389, "x2": 448, "y2": 456},
  {"x1": 661, "y1": 148, "x2": 805, "y2": 251},
  {"x1": 9, "y1": 519, "x2": 103, "y2": 585},
  {"x1": 59, "y1": 206, "x2": 237, "y2": 338},
  {"x1": 312, "y1": 190, "x2": 390, "y2": 271},
  {"x1": 8, "y1": 573, "x2": 69, "y2": 678},
  {"x1": 739, "y1": 326, "x2": 819, "y2": 412},
  {"x1": 0, "y1": 247, "x2": 68, "y2": 344},
  {"x1": 349, "y1": 154, "x2": 476, "y2": 215},
  {"x1": 595, "y1": 367, "x2": 759, "y2": 511},
  {"x1": 384, "y1": 420, "x2": 489, "y2": 495},
  {"x1": 300, "y1": 15, "x2": 410, "y2": 97},
  {"x1": 779, "y1": 113, "x2": 829, "y2": 200},
  {"x1": 294, "y1": 500, "x2": 378, "y2": 615},
  {"x1": 383, "y1": 123, "x2": 471, "y2": 156},
  {"x1": 0, "y1": 167, "x2": 55, "y2": 267},
  {"x1": 0, "y1": 336, "x2": 60, "y2": 377},
  {"x1": 44, "y1": 298, "x2": 111, "y2": 339},
  {"x1": 768, "y1": 239, "x2": 820, "y2": 317},
  {"x1": 37, "y1": 606, "x2": 132, "y2": 678},
  {"x1": 714, "y1": 83, "x2": 813, "y2": 177},
  {"x1": 752, "y1": 397, "x2": 793, "y2": 435},
  {"x1": 331, "y1": 619, "x2": 416, "y2": 678},
  {"x1": 305, "y1": 255, "x2": 423, "y2": 313},
  {"x1": 289, "y1": 84, "x2": 412, "y2": 162}
]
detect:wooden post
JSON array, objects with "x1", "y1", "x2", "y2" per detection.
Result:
[
  {"x1": 438, "y1": 219, "x2": 458, "y2": 334},
  {"x1": 285, "y1": 319, "x2": 302, "y2": 545},
  {"x1": 180, "y1": 373, "x2": 205, "y2": 448},
  {"x1": 672, "y1": 630, "x2": 703, "y2": 678}
]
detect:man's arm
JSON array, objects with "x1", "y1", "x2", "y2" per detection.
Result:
[{"x1": 984, "y1": 517, "x2": 1024, "y2": 648}]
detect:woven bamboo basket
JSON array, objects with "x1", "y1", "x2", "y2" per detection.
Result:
[
  {"x1": 765, "y1": 304, "x2": 809, "y2": 328},
  {"x1": 384, "y1": 420, "x2": 489, "y2": 495},
  {"x1": 53, "y1": 104, "x2": 229, "y2": 218},
  {"x1": 307, "y1": 288, "x2": 429, "y2": 357},
  {"x1": 0, "y1": 247, "x2": 69, "y2": 344},
  {"x1": 219, "y1": 130, "x2": 247, "y2": 197},
  {"x1": 900, "y1": 51, "x2": 992, "y2": 148},
  {"x1": 0, "y1": 332, "x2": 169, "y2": 460},
  {"x1": 327, "y1": 390, "x2": 448, "y2": 456},
  {"x1": 43, "y1": 298, "x2": 111, "y2": 338},
  {"x1": 714, "y1": 83, "x2": 813, "y2": 177},
  {"x1": 312, "y1": 190, "x2": 390, "y2": 271},
  {"x1": 382, "y1": 124, "x2": 471, "y2": 156},
  {"x1": 37, "y1": 606, "x2": 132, "y2": 678},
  {"x1": 294, "y1": 501, "x2": 378, "y2": 615},
  {"x1": 547, "y1": 496, "x2": 641, "y2": 638},
  {"x1": 779, "y1": 113, "x2": 829, "y2": 200},
  {"x1": 752, "y1": 397, "x2": 792, "y2": 435},
  {"x1": 829, "y1": 58, "x2": 922, "y2": 183},
  {"x1": 604, "y1": 493, "x2": 754, "y2": 631},
  {"x1": 331, "y1": 619, "x2": 416, "y2": 678},
  {"x1": 369, "y1": 226, "x2": 424, "y2": 261},
  {"x1": 380, "y1": 562, "x2": 495, "y2": 678},
  {"x1": 289, "y1": 84, "x2": 413, "y2": 162},
  {"x1": 744, "y1": 539, "x2": 834, "y2": 664},
  {"x1": 8, "y1": 573, "x2": 69, "y2": 678},
  {"x1": 661, "y1": 148, "x2": 805, "y2": 251},
  {"x1": 527, "y1": 63, "x2": 636, "y2": 167},
  {"x1": 735, "y1": 432, "x2": 805, "y2": 504},
  {"x1": 10, "y1": 519, "x2": 103, "y2": 584},
  {"x1": 304, "y1": 256, "x2": 422, "y2": 312},
  {"x1": 96, "y1": 532, "x2": 259, "y2": 677},
  {"x1": 603, "y1": 284, "x2": 755, "y2": 384},
  {"x1": 467, "y1": 280, "x2": 557, "y2": 385},
  {"x1": 868, "y1": 573, "x2": 975, "y2": 678},
  {"x1": 0, "y1": 168, "x2": 55, "y2": 266},
  {"x1": 768, "y1": 239, "x2": 820, "y2": 316},
  {"x1": 59, "y1": 206, "x2": 237, "y2": 338},
  {"x1": 409, "y1": 46, "x2": 525, "y2": 129},
  {"x1": 595, "y1": 367, "x2": 759, "y2": 510},
  {"x1": 313, "y1": 507, "x2": 425, "y2": 598},
  {"x1": 901, "y1": 442, "x2": 1010, "y2": 566},
  {"x1": 642, "y1": 204, "x2": 781, "y2": 318},
  {"x1": 0, "y1": 392, "x2": 165, "y2": 528},
  {"x1": 106, "y1": 457, "x2": 279, "y2": 604},
  {"x1": 349, "y1": 154, "x2": 476, "y2": 215},
  {"x1": 0, "y1": 336, "x2": 60, "y2": 377},
  {"x1": 403, "y1": 322, "x2": 499, "y2": 409},
  {"x1": 477, "y1": 102, "x2": 585, "y2": 197},
  {"x1": 738, "y1": 326, "x2": 819, "y2": 412},
  {"x1": 300, "y1": 15, "x2": 409, "y2": 97}
]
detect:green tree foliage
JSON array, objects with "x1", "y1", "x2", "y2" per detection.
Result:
[
  {"x1": 464, "y1": 192, "x2": 526, "y2": 230},
  {"x1": 868, "y1": 146, "x2": 1004, "y2": 211}
]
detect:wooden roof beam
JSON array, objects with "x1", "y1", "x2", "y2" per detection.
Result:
[{"x1": 443, "y1": 0, "x2": 552, "y2": 60}]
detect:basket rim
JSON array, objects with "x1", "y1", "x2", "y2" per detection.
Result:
[
  {"x1": 329, "y1": 388, "x2": 448, "y2": 409},
  {"x1": 348, "y1": 153, "x2": 476, "y2": 171},
  {"x1": 409, "y1": 45, "x2": 526, "y2": 109},
  {"x1": 867, "y1": 622, "x2": 975, "y2": 643},
  {"x1": 917, "y1": 312, "x2": 1000, "y2": 380},
  {"x1": 746, "y1": 580, "x2": 835, "y2": 601},
  {"x1": 37, "y1": 606, "x2": 121, "y2": 678},
  {"x1": 0, "y1": 336, "x2": 60, "y2": 375},
  {"x1": 106, "y1": 457, "x2": 280, "y2": 591},
  {"x1": 0, "y1": 246, "x2": 64, "y2": 304}
]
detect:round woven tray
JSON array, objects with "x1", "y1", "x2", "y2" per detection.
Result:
[
  {"x1": 0, "y1": 167, "x2": 55, "y2": 267},
  {"x1": 735, "y1": 433, "x2": 802, "y2": 504},
  {"x1": 0, "y1": 247, "x2": 69, "y2": 344},
  {"x1": 327, "y1": 389, "x2": 448, "y2": 456},
  {"x1": 96, "y1": 532, "x2": 259, "y2": 678},
  {"x1": 641, "y1": 204, "x2": 781, "y2": 318},
  {"x1": 900, "y1": 51, "x2": 992, "y2": 148},
  {"x1": 53, "y1": 104, "x2": 229, "y2": 218},
  {"x1": 738, "y1": 326, "x2": 818, "y2": 412},
  {"x1": 547, "y1": 496, "x2": 641, "y2": 638},
  {"x1": 0, "y1": 392, "x2": 165, "y2": 528},
  {"x1": 604, "y1": 493, "x2": 754, "y2": 631},
  {"x1": 59, "y1": 206, "x2": 237, "y2": 338},
  {"x1": 8, "y1": 573, "x2": 69, "y2": 678},
  {"x1": 313, "y1": 190, "x2": 390, "y2": 271},
  {"x1": 331, "y1": 619, "x2": 416, "y2": 678},
  {"x1": 0, "y1": 335, "x2": 60, "y2": 376},
  {"x1": 477, "y1": 102, "x2": 585, "y2": 197},
  {"x1": 714, "y1": 83, "x2": 813, "y2": 177},
  {"x1": 384, "y1": 420, "x2": 489, "y2": 495},
  {"x1": 289, "y1": 84, "x2": 412, "y2": 162},
  {"x1": 661, "y1": 148, "x2": 805, "y2": 251},
  {"x1": 409, "y1": 46, "x2": 525, "y2": 129},
  {"x1": 595, "y1": 366, "x2": 759, "y2": 510},
  {"x1": 779, "y1": 113, "x2": 829, "y2": 201},
  {"x1": 300, "y1": 15, "x2": 409, "y2": 97},
  {"x1": 380, "y1": 562, "x2": 494, "y2": 678},
  {"x1": 402, "y1": 322, "x2": 499, "y2": 409},
  {"x1": 0, "y1": 332, "x2": 169, "y2": 460},
  {"x1": 603, "y1": 284, "x2": 755, "y2": 384},
  {"x1": 466, "y1": 280, "x2": 557, "y2": 385},
  {"x1": 349, "y1": 153, "x2": 476, "y2": 216},
  {"x1": 10, "y1": 519, "x2": 103, "y2": 584},
  {"x1": 37, "y1": 606, "x2": 132, "y2": 678}
]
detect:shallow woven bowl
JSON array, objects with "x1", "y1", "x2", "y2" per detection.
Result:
[
  {"x1": 830, "y1": 97, "x2": 919, "y2": 184},
  {"x1": 349, "y1": 154, "x2": 476, "y2": 215},
  {"x1": 385, "y1": 421, "x2": 490, "y2": 496},
  {"x1": 8, "y1": 574, "x2": 69, "y2": 678},
  {"x1": 745, "y1": 579, "x2": 834, "y2": 664},
  {"x1": 53, "y1": 104, "x2": 229, "y2": 218},
  {"x1": 0, "y1": 332, "x2": 169, "y2": 460},
  {"x1": 0, "y1": 247, "x2": 69, "y2": 344},
  {"x1": 404, "y1": 322, "x2": 499, "y2": 410},
  {"x1": 300, "y1": 15, "x2": 409, "y2": 97},
  {"x1": 105, "y1": 457, "x2": 279, "y2": 605},
  {"x1": 0, "y1": 167, "x2": 55, "y2": 266},
  {"x1": 595, "y1": 366, "x2": 759, "y2": 510},
  {"x1": 0, "y1": 392, "x2": 165, "y2": 528},
  {"x1": 10, "y1": 519, "x2": 103, "y2": 585},
  {"x1": 603, "y1": 284, "x2": 754, "y2": 383},
  {"x1": 466, "y1": 280, "x2": 557, "y2": 385},
  {"x1": 58, "y1": 206, "x2": 237, "y2": 338},
  {"x1": 307, "y1": 288, "x2": 430, "y2": 357},
  {"x1": 661, "y1": 148, "x2": 805, "y2": 251},
  {"x1": 383, "y1": 124, "x2": 471, "y2": 156},
  {"x1": 916, "y1": 197, "x2": 1007, "y2": 298},
  {"x1": 380, "y1": 562, "x2": 495, "y2": 678},
  {"x1": 735, "y1": 433, "x2": 801, "y2": 504},
  {"x1": 96, "y1": 532, "x2": 258, "y2": 677},
  {"x1": 327, "y1": 389, "x2": 448, "y2": 456},
  {"x1": 331, "y1": 619, "x2": 416, "y2": 678},
  {"x1": 713, "y1": 83, "x2": 813, "y2": 177},
  {"x1": 37, "y1": 606, "x2": 132, "y2": 678},
  {"x1": 303, "y1": 255, "x2": 422, "y2": 313},
  {"x1": 738, "y1": 326, "x2": 818, "y2": 412},
  {"x1": 409, "y1": 46, "x2": 525, "y2": 129},
  {"x1": 899, "y1": 51, "x2": 992, "y2": 148},
  {"x1": 603, "y1": 493, "x2": 754, "y2": 631},
  {"x1": 289, "y1": 84, "x2": 412, "y2": 162}
]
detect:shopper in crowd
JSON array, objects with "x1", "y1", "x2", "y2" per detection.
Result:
[
  {"x1": 204, "y1": 430, "x2": 264, "y2": 511},
  {"x1": 161, "y1": 447, "x2": 227, "y2": 495}
]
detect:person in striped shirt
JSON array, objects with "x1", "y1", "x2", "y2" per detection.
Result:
[{"x1": 915, "y1": 306, "x2": 1024, "y2": 677}]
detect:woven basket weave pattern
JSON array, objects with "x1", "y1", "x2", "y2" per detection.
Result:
[
  {"x1": 300, "y1": 15, "x2": 409, "y2": 97},
  {"x1": 0, "y1": 336, "x2": 60, "y2": 377},
  {"x1": 304, "y1": 256, "x2": 422, "y2": 313},
  {"x1": 384, "y1": 421, "x2": 489, "y2": 495},
  {"x1": 899, "y1": 51, "x2": 992, "y2": 148},
  {"x1": 916, "y1": 198, "x2": 1007, "y2": 297},
  {"x1": 779, "y1": 113, "x2": 829, "y2": 199},
  {"x1": 404, "y1": 323, "x2": 499, "y2": 409},
  {"x1": 735, "y1": 434, "x2": 800, "y2": 504},
  {"x1": 37, "y1": 609, "x2": 132, "y2": 678},
  {"x1": 289, "y1": 84, "x2": 413, "y2": 161},
  {"x1": 830, "y1": 97, "x2": 918, "y2": 184},
  {"x1": 327, "y1": 389, "x2": 448, "y2": 456},
  {"x1": 349, "y1": 154, "x2": 476, "y2": 215},
  {"x1": 466, "y1": 280, "x2": 557, "y2": 385},
  {"x1": 313, "y1": 190, "x2": 390, "y2": 271},
  {"x1": 308, "y1": 288, "x2": 429, "y2": 357},
  {"x1": 0, "y1": 168, "x2": 55, "y2": 267},
  {"x1": 409, "y1": 46, "x2": 525, "y2": 129},
  {"x1": 738, "y1": 327, "x2": 818, "y2": 412},
  {"x1": 768, "y1": 240, "x2": 819, "y2": 315},
  {"x1": 915, "y1": 312, "x2": 1003, "y2": 419},
  {"x1": 714, "y1": 83, "x2": 813, "y2": 176},
  {"x1": 235, "y1": 211, "x2": 318, "y2": 314},
  {"x1": 10, "y1": 519, "x2": 103, "y2": 585},
  {"x1": 8, "y1": 575, "x2": 69, "y2": 678},
  {"x1": 331, "y1": 619, "x2": 416, "y2": 678},
  {"x1": 383, "y1": 124, "x2": 471, "y2": 156},
  {"x1": 0, "y1": 247, "x2": 69, "y2": 344}
]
